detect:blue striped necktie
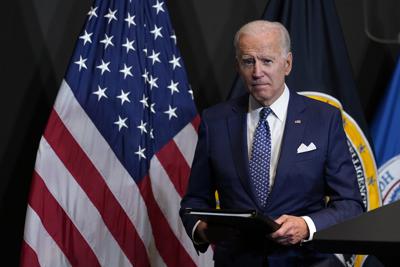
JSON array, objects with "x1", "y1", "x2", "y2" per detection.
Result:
[{"x1": 249, "y1": 107, "x2": 272, "y2": 207}]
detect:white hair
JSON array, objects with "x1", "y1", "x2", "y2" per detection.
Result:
[{"x1": 234, "y1": 20, "x2": 291, "y2": 56}]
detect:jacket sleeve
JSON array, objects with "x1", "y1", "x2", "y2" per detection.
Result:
[{"x1": 180, "y1": 114, "x2": 216, "y2": 253}]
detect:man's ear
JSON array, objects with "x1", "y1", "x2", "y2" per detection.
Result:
[{"x1": 285, "y1": 52, "x2": 293, "y2": 76}]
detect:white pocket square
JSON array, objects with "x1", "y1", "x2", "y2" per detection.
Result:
[{"x1": 297, "y1": 142, "x2": 317, "y2": 154}]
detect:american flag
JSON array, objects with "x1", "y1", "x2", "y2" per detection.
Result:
[{"x1": 20, "y1": 0, "x2": 213, "y2": 266}]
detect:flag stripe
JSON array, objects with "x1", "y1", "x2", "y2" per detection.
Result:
[
  {"x1": 20, "y1": 240, "x2": 43, "y2": 267},
  {"x1": 138, "y1": 175, "x2": 197, "y2": 267},
  {"x1": 157, "y1": 140, "x2": 190, "y2": 197},
  {"x1": 150, "y1": 156, "x2": 215, "y2": 266},
  {"x1": 29, "y1": 171, "x2": 100, "y2": 267},
  {"x1": 44, "y1": 108, "x2": 150, "y2": 267},
  {"x1": 23, "y1": 205, "x2": 72, "y2": 267},
  {"x1": 191, "y1": 115, "x2": 201, "y2": 133},
  {"x1": 54, "y1": 80, "x2": 166, "y2": 267},
  {"x1": 173, "y1": 120, "x2": 199, "y2": 167},
  {"x1": 35, "y1": 137, "x2": 132, "y2": 267}
]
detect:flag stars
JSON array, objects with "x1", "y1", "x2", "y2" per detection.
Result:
[
  {"x1": 150, "y1": 103, "x2": 156, "y2": 113},
  {"x1": 79, "y1": 30, "x2": 93, "y2": 45},
  {"x1": 124, "y1": 13, "x2": 136, "y2": 28},
  {"x1": 140, "y1": 94, "x2": 149, "y2": 108},
  {"x1": 135, "y1": 145, "x2": 146, "y2": 160},
  {"x1": 88, "y1": 6, "x2": 98, "y2": 20},
  {"x1": 74, "y1": 56, "x2": 87, "y2": 71},
  {"x1": 164, "y1": 105, "x2": 178, "y2": 120},
  {"x1": 150, "y1": 25, "x2": 163, "y2": 40},
  {"x1": 188, "y1": 89, "x2": 194, "y2": 99},
  {"x1": 188, "y1": 85, "x2": 194, "y2": 99},
  {"x1": 167, "y1": 80, "x2": 179, "y2": 95},
  {"x1": 152, "y1": 1, "x2": 165, "y2": 14},
  {"x1": 148, "y1": 50, "x2": 161, "y2": 65},
  {"x1": 142, "y1": 69, "x2": 149, "y2": 83},
  {"x1": 117, "y1": 90, "x2": 131, "y2": 105},
  {"x1": 139, "y1": 95, "x2": 156, "y2": 113},
  {"x1": 137, "y1": 120, "x2": 148, "y2": 134},
  {"x1": 93, "y1": 85, "x2": 108, "y2": 101},
  {"x1": 33, "y1": 0, "x2": 201, "y2": 206},
  {"x1": 169, "y1": 55, "x2": 181, "y2": 70},
  {"x1": 114, "y1": 116, "x2": 128, "y2": 131},
  {"x1": 120, "y1": 64, "x2": 133, "y2": 79},
  {"x1": 148, "y1": 75, "x2": 159, "y2": 90},
  {"x1": 100, "y1": 34, "x2": 114, "y2": 49},
  {"x1": 104, "y1": 8, "x2": 117, "y2": 24},
  {"x1": 122, "y1": 38, "x2": 135, "y2": 53},
  {"x1": 170, "y1": 34, "x2": 177, "y2": 44},
  {"x1": 96, "y1": 60, "x2": 111, "y2": 75}
]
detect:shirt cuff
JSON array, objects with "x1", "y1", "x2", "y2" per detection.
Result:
[
  {"x1": 191, "y1": 220, "x2": 206, "y2": 245},
  {"x1": 301, "y1": 216, "x2": 316, "y2": 241}
]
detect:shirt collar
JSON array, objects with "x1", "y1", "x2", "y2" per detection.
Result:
[{"x1": 248, "y1": 84, "x2": 290, "y2": 122}]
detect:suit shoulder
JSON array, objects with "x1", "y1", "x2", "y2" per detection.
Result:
[
  {"x1": 296, "y1": 93, "x2": 341, "y2": 116},
  {"x1": 201, "y1": 95, "x2": 247, "y2": 120}
]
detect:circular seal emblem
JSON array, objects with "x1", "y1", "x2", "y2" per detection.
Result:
[
  {"x1": 298, "y1": 91, "x2": 380, "y2": 267},
  {"x1": 377, "y1": 155, "x2": 400, "y2": 205}
]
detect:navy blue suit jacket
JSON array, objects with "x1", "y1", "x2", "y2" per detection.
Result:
[{"x1": 181, "y1": 91, "x2": 363, "y2": 266}]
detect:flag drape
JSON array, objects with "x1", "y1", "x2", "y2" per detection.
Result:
[
  {"x1": 371, "y1": 56, "x2": 400, "y2": 205},
  {"x1": 20, "y1": 0, "x2": 213, "y2": 266}
]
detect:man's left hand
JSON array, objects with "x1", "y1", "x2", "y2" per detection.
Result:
[{"x1": 269, "y1": 214, "x2": 309, "y2": 245}]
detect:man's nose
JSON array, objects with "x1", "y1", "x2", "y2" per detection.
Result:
[{"x1": 252, "y1": 61, "x2": 263, "y2": 78}]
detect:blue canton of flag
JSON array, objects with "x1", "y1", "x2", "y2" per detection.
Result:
[
  {"x1": 20, "y1": 0, "x2": 214, "y2": 266},
  {"x1": 68, "y1": 0, "x2": 196, "y2": 182}
]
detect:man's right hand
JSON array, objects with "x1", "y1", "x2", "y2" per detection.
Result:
[{"x1": 195, "y1": 221, "x2": 240, "y2": 244}]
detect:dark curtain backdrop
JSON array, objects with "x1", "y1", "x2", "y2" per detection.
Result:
[{"x1": 1, "y1": 0, "x2": 398, "y2": 265}]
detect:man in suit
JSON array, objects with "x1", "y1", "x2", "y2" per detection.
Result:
[{"x1": 180, "y1": 20, "x2": 364, "y2": 266}]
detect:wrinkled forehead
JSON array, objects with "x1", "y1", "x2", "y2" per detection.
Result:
[{"x1": 237, "y1": 31, "x2": 284, "y2": 57}]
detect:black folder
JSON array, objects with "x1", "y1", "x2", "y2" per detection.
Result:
[{"x1": 183, "y1": 208, "x2": 280, "y2": 235}]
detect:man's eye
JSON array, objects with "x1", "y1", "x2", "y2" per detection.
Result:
[
  {"x1": 262, "y1": 59, "x2": 272, "y2": 65},
  {"x1": 242, "y1": 59, "x2": 255, "y2": 66}
]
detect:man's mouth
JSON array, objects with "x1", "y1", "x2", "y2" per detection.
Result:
[{"x1": 252, "y1": 83, "x2": 269, "y2": 88}]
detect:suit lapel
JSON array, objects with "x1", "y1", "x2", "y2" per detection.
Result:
[
  {"x1": 267, "y1": 91, "x2": 307, "y2": 205},
  {"x1": 227, "y1": 95, "x2": 256, "y2": 201}
]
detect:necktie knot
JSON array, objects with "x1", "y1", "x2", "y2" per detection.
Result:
[{"x1": 260, "y1": 107, "x2": 272, "y2": 122}]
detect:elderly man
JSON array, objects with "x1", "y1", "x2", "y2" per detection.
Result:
[{"x1": 180, "y1": 20, "x2": 363, "y2": 267}]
